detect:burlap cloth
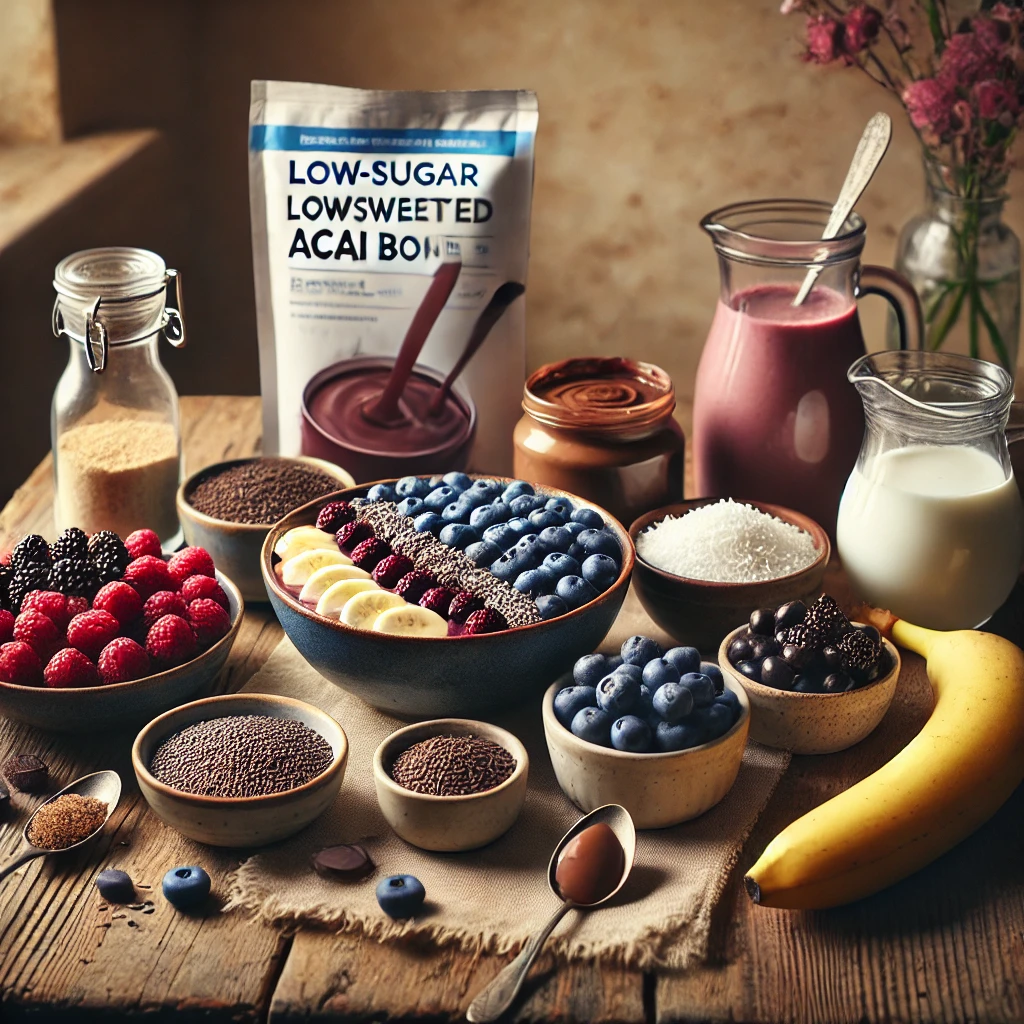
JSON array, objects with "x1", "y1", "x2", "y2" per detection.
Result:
[{"x1": 224, "y1": 588, "x2": 791, "y2": 969}]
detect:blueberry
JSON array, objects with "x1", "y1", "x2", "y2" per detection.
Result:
[
  {"x1": 555, "y1": 574, "x2": 599, "y2": 610},
  {"x1": 793, "y1": 675, "x2": 821, "y2": 693},
  {"x1": 573, "y1": 653, "x2": 609, "y2": 687},
  {"x1": 774, "y1": 600, "x2": 806, "y2": 631},
  {"x1": 636, "y1": 682, "x2": 655, "y2": 719},
  {"x1": 611, "y1": 715, "x2": 653, "y2": 753},
  {"x1": 681, "y1": 671, "x2": 716, "y2": 708},
  {"x1": 571, "y1": 706, "x2": 614, "y2": 746},
  {"x1": 443, "y1": 471, "x2": 473, "y2": 491},
  {"x1": 662, "y1": 646, "x2": 700, "y2": 675},
  {"x1": 537, "y1": 525, "x2": 573, "y2": 554},
  {"x1": 545, "y1": 497, "x2": 575, "y2": 520},
  {"x1": 714, "y1": 687, "x2": 741, "y2": 717},
  {"x1": 655, "y1": 719, "x2": 704, "y2": 752},
  {"x1": 162, "y1": 865, "x2": 211, "y2": 911},
  {"x1": 621, "y1": 635, "x2": 663, "y2": 667},
  {"x1": 652, "y1": 681, "x2": 694, "y2": 722},
  {"x1": 749, "y1": 608, "x2": 776, "y2": 636},
  {"x1": 501, "y1": 480, "x2": 535, "y2": 505},
  {"x1": 514, "y1": 567, "x2": 558, "y2": 597},
  {"x1": 700, "y1": 662, "x2": 725, "y2": 694},
  {"x1": 489, "y1": 552, "x2": 519, "y2": 582},
  {"x1": 470, "y1": 502, "x2": 511, "y2": 530},
  {"x1": 442, "y1": 500, "x2": 468, "y2": 523},
  {"x1": 736, "y1": 658, "x2": 765, "y2": 681},
  {"x1": 605, "y1": 654, "x2": 624, "y2": 672},
  {"x1": 504, "y1": 517, "x2": 533, "y2": 539},
  {"x1": 367, "y1": 483, "x2": 397, "y2": 502},
  {"x1": 613, "y1": 663, "x2": 643, "y2": 685},
  {"x1": 536, "y1": 594, "x2": 569, "y2": 620},
  {"x1": 396, "y1": 476, "x2": 431, "y2": 499},
  {"x1": 822, "y1": 671, "x2": 854, "y2": 693},
  {"x1": 483, "y1": 523, "x2": 517, "y2": 550},
  {"x1": 439, "y1": 523, "x2": 480, "y2": 550},
  {"x1": 642, "y1": 657, "x2": 680, "y2": 689},
  {"x1": 571, "y1": 507, "x2": 605, "y2": 530},
  {"x1": 596, "y1": 672, "x2": 640, "y2": 715},
  {"x1": 423, "y1": 486, "x2": 458, "y2": 511},
  {"x1": 727, "y1": 636, "x2": 754, "y2": 663},
  {"x1": 95, "y1": 868, "x2": 134, "y2": 903},
  {"x1": 542, "y1": 551, "x2": 580, "y2": 578},
  {"x1": 428, "y1": 474, "x2": 445, "y2": 487},
  {"x1": 396, "y1": 496, "x2": 425, "y2": 518},
  {"x1": 782, "y1": 643, "x2": 815, "y2": 670},
  {"x1": 749, "y1": 636, "x2": 780, "y2": 660},
  {"x1": 468, "y1": 478, "x2": 502, "y2": 499},
  {"x1": 581, "y1": 553, "x2": 619, "y2": 591},
  {"x1": 376, "y1": 874, "x2": 426, "y2": 918},
  {"x1": 466, "y1": 539, "x2": 502, "y2": 567},
  {"x1": 554, "y1": 685, "x2": 598, "y2": 728},
  {"x1": 564, "y1": 521, "x2": 587, "y2": 539},
  {"x1": 698, "y1": 703, "x2": 735, "y2": 741},
  {"x1": 760, "y1": 655, "x2": 795, "y2": 690},
  {"x1": 529, "y1": 509, "x2": 564, "y2": 531},
  {"x1": 413, "y1": 512, "x2": 445, "y2": 535},
  {"x1": 571, "y1": 529, "x2": 620, "y2": 562},
  {"x1": 510, "y1": 494, "x2": 547, "y2": 517},
  {"x1": 513, "y1": 532, "x2": 545, "y2": 565}
]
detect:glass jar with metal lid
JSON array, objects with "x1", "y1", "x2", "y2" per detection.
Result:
[{"x1": 51, "y1": 247, "x2": 186, "y2": 545}]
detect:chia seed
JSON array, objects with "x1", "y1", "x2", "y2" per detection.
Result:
[
  {"x1": 148, "y1": 714, "x2": 334, "y2": 797},
  {"x1": 390, "y1": 734, "x2": 516, "y2": 796}
]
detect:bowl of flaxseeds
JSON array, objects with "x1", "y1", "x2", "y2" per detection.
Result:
[
  {"x1": 373, "y1": 718, "x2": 528, "y2": 851},
  {"x1": 132, "y1": 692, "x2": 348, "y2": 847},
  {"x1": 178, "y1": 456, "x2": 356, "y2": 602}
]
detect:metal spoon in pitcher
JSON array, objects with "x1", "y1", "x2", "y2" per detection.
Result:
[
  {"x1": 793, "y1": 111, "x2": 892, "y2": 307},
  {"x1": 466, "y1": 804, "x2": 636, "y2": 1023}
]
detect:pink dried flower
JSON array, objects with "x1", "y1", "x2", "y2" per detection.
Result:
[
  {"x1": 843, "y1": 4, "x2": 882, "y2": 54},
  {"x1": 805, "y1": 14, "x2": 843, "y2": 64},
  {"x1": 974, "y1": 78, "x2": 1019, "y2": 121},
  {"x1": 903, "y1": 77, "x2": 957, "y2": 136},
  {"x1": 939, "y1": 25, "x2": 1005, "y2": 87}
]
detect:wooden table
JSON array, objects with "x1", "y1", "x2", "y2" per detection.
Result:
[{"x1": 0, "y1": 395, "x2": 1021, "y2": 1023}]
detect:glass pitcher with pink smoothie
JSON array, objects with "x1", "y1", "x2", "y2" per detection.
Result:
[{"x1": 693, "y1": 199, "x2": 923, "y2": 534}]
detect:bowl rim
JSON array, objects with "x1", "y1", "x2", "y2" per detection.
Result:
[
  {"x1": 372, "y1": 717, "x2": 529, "y2": 804},
  {"x1": 541, "y1": 675, "x2": 750, "y2": 761},
  {"x1": 718, "y1": 622, "x2": 902, "y2": 700},
  {"x1": 131, "y1": 691, "x2": 349, "y2": 807},
  {"x1": 260, "y1": 476, "x2": 636, "y2": 644},
  {"x1": 0, "y1": 569, "x2": 245, "y2": 697},
  {"x1": 628, "y1": 497, "x2": 831, "y2": 589},
  {"x1": 177, "y1": 455, "x2": 356, "y2": 533}
]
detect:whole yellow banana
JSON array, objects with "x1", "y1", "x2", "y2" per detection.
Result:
[{"x1": 745, "y1": 618, "x2": 1024, "y2": 910}]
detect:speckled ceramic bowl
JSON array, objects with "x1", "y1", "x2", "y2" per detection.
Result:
[
  {"x1": 132, "y1": 692, "x2": 348, "y2": 847},
  {"x1": 629, "y1": 499, "x2": 830, "y2": 653},
  {"x1": 541, "y1": 677, "x2": 750, "y2": 829},
  {"x1": 178, "y1": 456, "x2": 355, "y2": 603},
  {"x1": 373, "y1": 718, "x2": 528, "y2": 851},
  {"x1": 0, "y1": 570, "x2": 243, "y2": 734},
  {"x1": 718, "y1": 624, "x2": 901, "y2": 754},
  {"x1": 261, "y1": 478, "x2": 634, "y2": 719}
]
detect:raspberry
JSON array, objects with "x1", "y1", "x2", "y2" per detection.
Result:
[
  {"x1": 98, "y1": 637, "x2": 150, "y2": 684},
  {"x1": 180, "y1": 574, "x2": 229, "y2": 610},
  {"x1": 125, "y1": 529, "x2": 162, "y2": 560},
  {"x1": 448, "y1": 590, "x2": 484, "y2": 624},
  {"x1": 146, "y1": 614, "x2": 197, "y2": 668},
  {"x1": 462, "y1": 608, "x2": 509, "y2": 635},
  {"x1": 350, "y1": 538, "x2": 392, "y2": 572},
  {"x1": 167, "y1": 546, "x2": 216, "y2": 585},
  {"x1": 14, "y1": 608, "x2": 66, "y2": 662},
  {"x1": 66, "y1": 595, "x2": 90, "y2": 618},
  {"x1": 0, "y1": 641, "x2": 42, "y2": 686},
  {"x1": 316, "y1": 501, "x2": 356, "y2": 533},
  {"x1": 20, "y1": 591, "x2": 69, "y2": 631},
  {"x1": 44, "y1": 647, "x2": 100, "y2": 689},
  {"x1": 66, "y1": 609, "x2": 122, "y2": 661},
  {"x1": 93, "y1": 581, "x2": 143, "y2": 626},
  {"x1": 0, "y1": 609, "x2": 12, "y2": 644},
  {"x1": 187, "y1": 598, "x2": 231, "y2": 648},
  {"x1": 419, "y1": 586, "x2": 458, "y2": 618},
  {"x1": 143, "y1": 590, "x2": 189, "y2": 630},
  {"x1": 124, "y1": 556, "x2": 176, "y2": 600},
  {"x1": 393, "y1": 570, "x2": 438, "y2": 604},
  {"x1": 372, "y1": 554, "x2": 414, "y2": 589},
  {"x1": 335, "y1": 520, "x2": 374, "y2": 553}
]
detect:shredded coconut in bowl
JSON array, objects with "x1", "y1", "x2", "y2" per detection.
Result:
[{"x1": 636, "y1": 499, "x2": 819, "y2": 583}]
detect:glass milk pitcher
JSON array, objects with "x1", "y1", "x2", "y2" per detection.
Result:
[{"x1": 836, "y1": 350, "x2": 1024, "y2": 630}]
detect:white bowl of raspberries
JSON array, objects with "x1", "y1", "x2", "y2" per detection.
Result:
[{"x1": 0, "y1": 527, "x2": 243, "y2": 733}]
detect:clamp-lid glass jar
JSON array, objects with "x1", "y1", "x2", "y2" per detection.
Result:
[
  {"x1": 51, "y1": 247, "x2": 186, "y2": 544},
  {"x1": 512, "y1": 357, "x2": 685, "y2": 526}
]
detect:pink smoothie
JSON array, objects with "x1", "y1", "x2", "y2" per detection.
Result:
[{"x1": 693, "y1": 283, "x2": 866, "y2": 535}]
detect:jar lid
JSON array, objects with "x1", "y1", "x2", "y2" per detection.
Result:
[{"x1": 54, "y1": 247, "x2": 167, "y2": 302}]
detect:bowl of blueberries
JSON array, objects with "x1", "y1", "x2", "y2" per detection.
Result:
[
  {"x1": 718, "y1": 595, "x2": 900, "y2": 755},
  {"x1": 542, "y1": 634, "x2": 749, "y2": 829}
]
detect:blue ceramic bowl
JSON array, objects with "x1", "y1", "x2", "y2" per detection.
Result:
[{"x1": 261, "y1": 478, "x2": 634, "y2": 719}]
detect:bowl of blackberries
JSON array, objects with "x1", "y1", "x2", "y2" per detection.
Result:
[
  {"x1": 542, "y1": 634, "x2": 750, "y2": 829},
  {"x1": 718, "y1": 595, "x2": 900, "y2": 755}
]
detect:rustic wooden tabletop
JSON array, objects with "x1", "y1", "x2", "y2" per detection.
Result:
[{"x1": 0, "y1": 395, "x2": 1020, "y2": 1024}]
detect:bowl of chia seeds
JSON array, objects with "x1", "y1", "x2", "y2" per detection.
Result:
[
  {"x1": 132, "y1": 692, "x2": 348, "y2": 847},
  {"x1": 178, "y1": 457, "x2": 356, "y2": 602},
  {"x1": 373, "y1": 718, "x2": 528, "y2": 851}
]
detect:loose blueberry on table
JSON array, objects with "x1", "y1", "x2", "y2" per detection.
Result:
[
  {"x1": 376, "y1": 874, "x2": 426, "y2": 918},
  {"x1": 162, "y1": 865, "x2": 211, "y2": 910}
]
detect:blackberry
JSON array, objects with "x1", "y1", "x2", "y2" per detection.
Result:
[
  {"x1": 10, "y1": 534, "x2": 50, "y2": 569},
  {"x1": 782, "y1": 620, "x2": 827, "y2": 650},
  {"x1": 803, "y1": 595, "x2": 851, "y2": 644},
  {"x1": 837, "y1": 628, "x2": 882, "y2": 682},
  {"x1": 47, "y1": 557, "x2": 101, "y2": 599},
  {"x1": 9, "y1": 562, "x2": 51, "y2": 612},
  {"x1": 87, "y1": 530, "x2": 131, "y2": 584},
  {"x1": 50, "y1": 527, "x2": 89, "y2": 563}
]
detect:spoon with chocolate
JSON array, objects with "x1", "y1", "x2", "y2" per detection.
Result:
[{"x1": 466, "y1": 803, "x2": 636, "y2": 1023}]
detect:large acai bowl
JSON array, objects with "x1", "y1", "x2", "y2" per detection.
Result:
[{"x1": 261, "y1": 475, "x2": 635, "y2": 718}]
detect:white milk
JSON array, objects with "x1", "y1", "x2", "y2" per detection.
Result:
[{"x1": 837, "y1": 444, "x2": 1024, "y2": 630}]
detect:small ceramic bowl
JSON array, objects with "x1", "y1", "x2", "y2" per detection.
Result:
[
  {"x1": 541, "y1": 678, "x2": 750, "y2": 829},
  {"x1": 178, "y1": 456, "x2": 355, "y2": 602},
  {"x1": 373, "y1": 718, "x2": 528, "y2": 851},
  {"x1": 629, "y1": 499, "x2": 830, "y2": 653},
  {"x1": 0, "y1": 570, "x2": 244, "y2": 733},
  {"x1": 133, "y1": 692, "x2": 348, "y2": 847},
  {"x1": 718, "y1": 624, "x2": 901, "y2": 754}
]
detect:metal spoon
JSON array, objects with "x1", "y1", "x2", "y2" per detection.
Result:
[
  {"x1": 466, "y1": 804, "x2": 636, "y2": 1023},
  {"x1": 792, "y1": 111, "x2": 892, "y2": 307},
  {"x1": 0, "y1": 770, "x2": 121, "y2": 884}
]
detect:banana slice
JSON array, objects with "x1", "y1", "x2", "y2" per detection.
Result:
[
  {"x1": 299, "y1": 564, "x2": 372, "y2": 604},
  {"x1": 340, "y1": 590, "x2": 407, "y2": 630},
  {"x1": 275, "y1": 525, "x2": 342, "y2": 563},
  {"x1": 316, "y1": 579, "x2": 379, "y2": 618},
  {"x1": 373, "y1": 605, "x2": 449, "y2": 638},
  {"x1": 280, "y1": 548, "x2": 352, "y2": 588}
]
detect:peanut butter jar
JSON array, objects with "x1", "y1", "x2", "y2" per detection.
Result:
[{"x1": 513, "y1": 357, "x2": 684, "y2": 526}]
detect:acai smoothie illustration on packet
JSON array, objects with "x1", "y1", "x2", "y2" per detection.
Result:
[{"x1": 249, "y1": 81, "x2": 538, "y2": 480}]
